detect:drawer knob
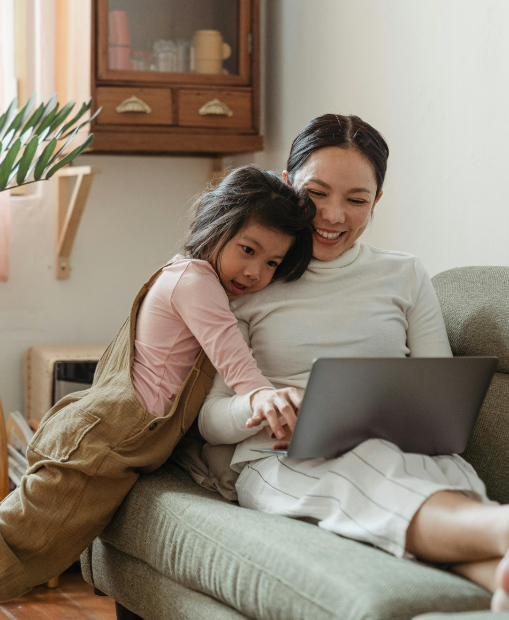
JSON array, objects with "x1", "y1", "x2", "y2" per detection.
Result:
[
  {"x1": 198, "y1": 98, "x2": 233, "y2": 117},
  {"x1": 115, "y1": 96, "x2": 152, "y2": 114}
]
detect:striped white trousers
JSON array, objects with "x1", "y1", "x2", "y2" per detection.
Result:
[{"x1": 235, "y1": 439, "x2": 495, "y2": 558}]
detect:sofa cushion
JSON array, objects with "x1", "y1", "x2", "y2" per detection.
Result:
[
  {"x1": 84, "y1": 540, "x2": 248, "y2": 620},
  {"x1": 414, "y1": 614, "x2": 509, "y2": 619},
  {"x1": 96, "y1": 463, "x2": 490, "y2": 620}
]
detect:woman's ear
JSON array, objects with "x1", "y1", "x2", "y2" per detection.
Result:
[
  {"x1": 372, "y1": 190, "x2": 383, "y2": 212},
  {"x1": 282, "y1": 170, "x2": 291, "y2": 186}
]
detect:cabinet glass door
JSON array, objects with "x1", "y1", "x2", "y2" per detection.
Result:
[{"x1": 106, "y1": 0, "x2": 243, "y2": 78}]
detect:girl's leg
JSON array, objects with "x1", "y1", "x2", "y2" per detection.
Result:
[{"x1": 0, "y1": 458, "x2": 139, "y2": 602}]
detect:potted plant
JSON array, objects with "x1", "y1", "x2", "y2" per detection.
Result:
[{"x1": 0, "y1": 93, "x2": 100, "y2": 192}]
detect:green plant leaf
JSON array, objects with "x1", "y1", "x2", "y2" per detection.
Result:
[
  {"x1": 20, "y1": 102, "x2": 44, "y2": 135},
  {"x1": 0, "y1": 114, "x2": 6, "y2": 138},
  {"x1": 60, "y1": 99, "x2": 91, "y2": 135},
  {"x1": 0, "y1": 97, "x2": 18, "y2": 138},
  {"x1": 34, "y1": 137, "x2": 57, "y2": 180},
  {"x1": 4, "y1": 93, "x2": 35, "y2": 139},
  {"x1": 53, "y1": 126, "x2": 65, "y2": 140},
  {"x1": 60, "y1": 107, "x2": 102, "y2": 139},
  {"x1": 0, "y1": 129, "x2": 16, "y2": 153},
  {"x1": 37, "y1": 127, "x2": 51, "y2": 143},
  {"x1": 46, "y1": 100, "x2": 75, "y2": 135},
  {"x1": 45, "y1": 134, "x2": 95, "y2": 179},
  {"x1": 18, "y1": 93, "x2": 36, "y2": 127},
  {"x1": 16, "y1": 135, "x2": 39, "y2": 185},
  {"x1": 0, "y1": 138, "x2": 21, "y2": 190},
  {"x1": 5, "y1": 109, "x2": 25, "y2": 136},
  {"x1": 85, "y1": 106, "x2": 102, "y2": 124},
  {"x1": 35, "y1": 103, "x2": 60, "y2": 137},
  {"x1": 19, "y1": 127, "x2": 33, "y2": 147},
  {"x1": 7, "y1": 162, "x2": 21, "y2": 186},
  {"x1": 47, "y1": 127, "x2": 79, "y2": 166},
  {"x1": 37, "y1": 94, "x2": 58, "y2": 127}
]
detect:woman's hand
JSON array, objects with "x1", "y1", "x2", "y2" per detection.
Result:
[
  {"x1": 271, "y1": 424, "x2": 293, "y2": 450},
  {"x1": 248, "y1": 387, "x2": 302, "y2": 440},
  {"x1": 272, "y1": 439, "x2": 291, "y2": 451}
]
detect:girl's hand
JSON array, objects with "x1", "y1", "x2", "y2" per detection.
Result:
[{"x1": 248, "y1": 388, "x2": 302, "y2": 440}]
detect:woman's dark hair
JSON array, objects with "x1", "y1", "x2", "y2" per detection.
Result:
[
  {"x1": 287, "y1": 114, "x2": 389, "y2": 197},
  {"x1": 183, "y1": 165, "x2": 316, "y2": 282}
]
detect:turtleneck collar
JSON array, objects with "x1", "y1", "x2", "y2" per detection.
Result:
[{"x1": 307, "y1": 240, "x2": 362, "y2": 271}]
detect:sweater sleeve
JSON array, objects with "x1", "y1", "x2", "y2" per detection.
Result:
[
  {"x1": 406, "y1": 259, "x2": 453, "y2": 357},
  {"x1": 198, "y1": 318, "x2": 271, "y2": 445},
  {"x1": 172, "y1": 262, "x2": 274, "y2": 394}
]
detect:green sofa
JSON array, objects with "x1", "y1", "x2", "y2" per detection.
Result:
[{"x1": 81, "y1": 266, "x2": 509, "y2": 620}]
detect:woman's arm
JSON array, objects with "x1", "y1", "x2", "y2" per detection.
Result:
[
  {"x1": 407, "y1": 259, "x2": 453, "y2": 357},
  {"x1": 198, "y1": 372, "x2": 262, "y2": 445},
  {"x1": 198, "y1": 317, "x2": 268, "y2": 445},
  {"x1": 198, "y1": 318, "x2": 301, "y2": 444}
]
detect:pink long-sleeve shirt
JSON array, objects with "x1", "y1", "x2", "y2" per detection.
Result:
[{"x1": 132, "y1": 257, "x2": 273, "y2": 417}]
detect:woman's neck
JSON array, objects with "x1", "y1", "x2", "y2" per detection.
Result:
[{"x1": 309, "y1": 239, "x2": 362, "y2": 270}]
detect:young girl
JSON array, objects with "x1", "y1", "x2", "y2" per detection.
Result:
[
  {"x1": 132, "y1": 165, "x2": 313, "y2": 423},
  {"x1": 0, "y1": 165, "x2": 315, "y2": 602}
]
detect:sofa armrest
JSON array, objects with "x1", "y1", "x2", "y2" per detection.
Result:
[
  {"x1": 81, "y1": 546, "x2": 94, "y2": 586},
  {"x1": 432, "y1": 267, "x2": 509, "y2": 504},
  {"x1": 460, "y1": 372, "x2": 509, "y2": 504}
]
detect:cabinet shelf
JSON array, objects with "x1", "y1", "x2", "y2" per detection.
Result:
[{"x1": 59, "y1": 0, "x2": 263, "y2": 156}]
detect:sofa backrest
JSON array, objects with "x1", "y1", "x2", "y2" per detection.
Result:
[{"x1": 432, "y1": 266, "x2": 509, "y2": 504}]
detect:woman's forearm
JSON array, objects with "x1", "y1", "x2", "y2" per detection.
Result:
[{"x1": 198, "y1": 386, "x2": 268, "y2": 445}]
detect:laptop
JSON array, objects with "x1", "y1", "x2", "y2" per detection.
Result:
[{"x1": 251, "y1": 357, "x2": 497, "y2": 459}]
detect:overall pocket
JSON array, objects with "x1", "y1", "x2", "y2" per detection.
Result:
[{"x1": 29, "y1": 404, "x2": 101, "y2": 464}]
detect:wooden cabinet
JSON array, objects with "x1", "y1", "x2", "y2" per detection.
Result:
[
  {"x1": 88, "y1": 0, "x2": 262, "y2": 156},
  {"x1": 95, "y1": 87, "x2": 174, "y2": 125}
]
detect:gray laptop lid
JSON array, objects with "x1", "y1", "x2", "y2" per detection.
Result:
[{"x1": 260, "y1": 357, "x2": 497, "y2": 459}]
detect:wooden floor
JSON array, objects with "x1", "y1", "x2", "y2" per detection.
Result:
[{"x1": 0, "y1": 571, "x2": 116, "y2": 620}]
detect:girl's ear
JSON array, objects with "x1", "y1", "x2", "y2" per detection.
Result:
[{"x1": 282, "y1": 170, "x2": 291, "y2": 186}]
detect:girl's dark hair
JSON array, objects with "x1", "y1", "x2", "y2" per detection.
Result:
[
  {"x1": 287, "y1": 114, "x2": 389, "y2": 197},
  {"x1": 183, "y1": 165, "x2": 316, "y2": 282}
]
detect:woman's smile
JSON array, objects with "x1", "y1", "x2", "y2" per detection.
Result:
[{"x1": 313, "y1": 227, "x2": 346, "y2": 244}]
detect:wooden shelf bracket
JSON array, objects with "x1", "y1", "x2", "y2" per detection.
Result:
[{"x1": 55, "y1": 165, "x2": 101, "y2": 279}]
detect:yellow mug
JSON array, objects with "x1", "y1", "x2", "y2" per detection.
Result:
[{"x1": 193, "y1": 30, "x2": 231, "y2": 75}]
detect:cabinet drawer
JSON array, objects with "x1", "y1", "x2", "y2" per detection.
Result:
[
  {"x1": 178, "y1": 90, "x2": 252, "y2": 130},
  {"x1": 95, "y1": 87, "x2": 173, "y2": 126}
]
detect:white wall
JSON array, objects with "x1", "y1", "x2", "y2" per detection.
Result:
[
  {"x1": 1, "y1": 155, "x2": 209, "y2": 414},
  {"x1": 3, "y1": 0, "x2": 509, "y2": 414},
  {"x1": 255, "y1": 0, "x2": 509, "y2": 277}
]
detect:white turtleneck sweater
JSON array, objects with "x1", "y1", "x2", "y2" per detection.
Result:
[{"x1": 198, "y1": 241, "x2": 452, "y2": 470}]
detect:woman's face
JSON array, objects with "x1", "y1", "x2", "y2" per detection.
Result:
[{"x1": 287, "y1": 146, "x2": 382, "y2": 261}]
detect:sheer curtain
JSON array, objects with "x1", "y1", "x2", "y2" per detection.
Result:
[
  {"x1": 0, "y1": 0, "x2": 56, "y2": 282},
  {"x1": 0, "y1": 0, "x2": 16, "y2": 281}
]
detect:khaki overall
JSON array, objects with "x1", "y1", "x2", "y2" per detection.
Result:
[{"x1": 0, "y1": 265, "x2": 215, "y2": 601}]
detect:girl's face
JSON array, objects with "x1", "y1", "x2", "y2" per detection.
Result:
[
  {"x1": 285, "y1": 146, "x2": 382, "y2": 261},
  {"x1": 216, "y1": 221, "x2": 293, "y2": 301}
]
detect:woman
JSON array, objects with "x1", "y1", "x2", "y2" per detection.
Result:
[{"x1": 198, "y1": 114, "x2": 509, "y2": 612}]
